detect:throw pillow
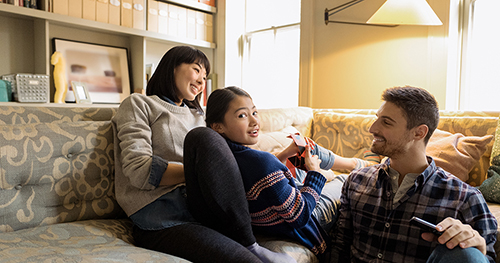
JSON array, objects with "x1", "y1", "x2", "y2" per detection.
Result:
[
  {"x1": 426, "y1": 129, "x2": 494, "y2": 182},
  {"x1": 491, "y1": 117, "x2": 500, "y2": 164},
  {"x1": 478, "y1": 155, "x2": 500, "y2": 203},
  {"x1": 248, "y1": 126, "x2": 299, "y2": 153}
]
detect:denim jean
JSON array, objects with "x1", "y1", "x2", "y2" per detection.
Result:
[{"x1": 427, "y1": 244, "x2": 489, "y2": 263}]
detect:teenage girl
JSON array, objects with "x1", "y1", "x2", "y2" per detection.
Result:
[{"x1": 185, "y1": 86, "x2": 359, "y2": 261}]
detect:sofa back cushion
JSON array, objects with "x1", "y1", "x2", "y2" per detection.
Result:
[
  {"x1": 0, "y1": 120, "x2": 122, "y2": 232},
  {"x1": 0, "y1": 106, "x2": 116, "y2": 124},
  {"x1": 312, "y1": 109, "x2": 498, "y2": 186},
  {"x1": 257, "y1": 107, "x2": 314, "y2": 138}
]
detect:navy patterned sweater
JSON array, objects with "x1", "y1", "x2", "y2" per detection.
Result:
[{"x1": 226, "y1": 139, "x2": 328, "y2": 255}]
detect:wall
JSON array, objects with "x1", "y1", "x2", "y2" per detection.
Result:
[
  {"x1": 301, "y1": 0, "x2": 451, "y2": 109},
  {"x1": 0, "y1": 15, "x2": 35, "y2": 75}
]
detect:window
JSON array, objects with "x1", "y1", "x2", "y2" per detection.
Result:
[
  {"x1": 241, "y1": 0, "x2": 301, "y2": 109},
  {"x1": 459, "y1": 0, "x2": 500, "y2": 111}
]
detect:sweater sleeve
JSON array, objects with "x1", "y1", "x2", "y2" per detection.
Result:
[
  {"x1": 113, "y1": 95, "x2": 167, "y2": 190},
  {"x1": 245, "y1": 151, "x2": 326, "y2": 228}
]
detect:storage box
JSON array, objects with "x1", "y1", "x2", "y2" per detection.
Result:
[
  {"x1": 96, "y1": 0, "x2": 109, "y2": 23},
  {"x1": 109, "y1": 0, "x2": 121, "y2": 25}
]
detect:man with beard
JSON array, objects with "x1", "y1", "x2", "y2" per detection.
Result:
[{"x1": 331, "y1": 86, "x2": 497, "y2": 263}]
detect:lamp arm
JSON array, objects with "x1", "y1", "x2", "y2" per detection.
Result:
[
  {"x1": 324, "y1": 0, "x2": 397, "y2": 27},
  {"x1": 325, "y1": 0, "x2": 364, "y2": 17}
]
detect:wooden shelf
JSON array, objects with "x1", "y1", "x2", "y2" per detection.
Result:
[
  {"x1": 165, "y1": 0, "x2": 216, "y2": 13},
  {"x1": 0, "y1": 102, "x2": 119, "y2": 108},
  {"x1": 0, "y1": 3, "x2": 216, "y2": 49}
]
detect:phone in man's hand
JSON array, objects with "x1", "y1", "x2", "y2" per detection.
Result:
[{"x1": 410, "y1": 216, "x2": 443, "y2": 236}]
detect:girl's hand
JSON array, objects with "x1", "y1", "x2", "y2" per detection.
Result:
[
  {"x1": 275, "y1": 141, "x2": 301, "y2": 164},
  {"x1": 304, "y1": 145, "x2": 321, "y2": 172}
]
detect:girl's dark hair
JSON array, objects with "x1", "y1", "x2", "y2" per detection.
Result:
[
  {"x1": 205, "y1": 86, "x2": 252, "y2": 128},
  {"x1": 382, "y1": 86, "x2": 439, "y2": 144},
  {"x1": 146, "y1": 46, "x2": 210, "y2": 113}
]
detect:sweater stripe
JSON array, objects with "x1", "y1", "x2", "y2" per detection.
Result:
[
  {"x1": 249, "y1": 186, "x2": 306, "y2": 226},
  {"x1": 246, "y1": 170, "x2": 286, "y2": 200}
]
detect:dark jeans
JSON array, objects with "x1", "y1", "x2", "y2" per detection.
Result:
[
  {"x1": 183, "y1": 127, "x2": 256, "y2": 246},
  {"x1": 133, "y1": 224, "x2": 260, "y2": 263},
  {"x1": 132, "y1": 127, "x2": 262, "y2": 263}
]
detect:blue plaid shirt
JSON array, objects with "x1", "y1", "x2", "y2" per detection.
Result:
[{"x1": 332, "y1": 157, "x2": 497, "y2": 263}]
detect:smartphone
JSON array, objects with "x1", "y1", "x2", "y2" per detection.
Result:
[
  {"x1": 410, "y1": 216, "x2": 442, "y2": 236},
  {"x1": 289, "y1": 133, "x2": 306, "y2": 154}
]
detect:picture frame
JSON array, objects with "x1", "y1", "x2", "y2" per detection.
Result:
[
  {"x1": 71, "y1": 81, "x2": 92, "y2": 104},
  {"x1": 53, "y1": 38, "x2": 131, "y2": 104}
]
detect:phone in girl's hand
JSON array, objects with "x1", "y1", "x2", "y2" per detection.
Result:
[
  {"x1": 410, "y1": 216, "x2": 443, "y2": 236},
  {"x1": 289, "y1": 133, "x2": 306, "y2": 154}
]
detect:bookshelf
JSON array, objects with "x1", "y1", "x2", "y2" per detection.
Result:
[{"x1": 0, "y1": 0, "x2": 217, "y2": 102}]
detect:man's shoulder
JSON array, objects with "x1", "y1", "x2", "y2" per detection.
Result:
[
  {"x1": 348, "y1": 164, "x2": 383, "y2": 184},
  {"x1": 429, "y1": 167, "x2": 483, "y2": 197}
]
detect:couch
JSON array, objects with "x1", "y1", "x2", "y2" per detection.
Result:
[{"x1": 0, "y1": 104, "x2": 499, "y2": 263}]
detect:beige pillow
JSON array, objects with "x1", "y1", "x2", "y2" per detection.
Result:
[
  {"x1": 426, "y1": 129, "x2": 494, "y2": 182},
  {"x1": 248, "y1": 126, "x2": 299, "y2": 153}
]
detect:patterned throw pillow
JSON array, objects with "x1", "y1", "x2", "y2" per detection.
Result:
[
  {"x1": 478, "y1": 155, "x2": 500, "y2": 203},
  {"x1": 491, "y1": 118, "x2": 500, "y2": 164},
  {"x1": 478, "y1": 116, "x2": 500, "y2": 203}
]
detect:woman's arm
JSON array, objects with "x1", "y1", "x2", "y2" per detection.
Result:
[{"x1": 159, "y1": 162, "x2": 185, "y2": 186}]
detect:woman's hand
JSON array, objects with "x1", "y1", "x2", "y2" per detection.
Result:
[{"x1": 304, "y1": 145, "x2": 321, "y2": 172}]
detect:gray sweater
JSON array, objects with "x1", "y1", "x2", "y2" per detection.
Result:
[{"x1": 112, "y1": 94, "x2": 205, "y2": 216}]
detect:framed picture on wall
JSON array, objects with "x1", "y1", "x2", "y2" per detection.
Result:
[{"x1": 53, "y1": 38, "x2": 131, "y2": 104}]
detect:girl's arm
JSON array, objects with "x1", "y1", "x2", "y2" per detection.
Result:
[{"x1": 252, "y1": 148, "x2": 326, "y2": 228}]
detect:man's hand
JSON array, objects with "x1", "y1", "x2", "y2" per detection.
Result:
[{"x1": 421, "y1": 217, "x2": 486, "y2": 255}]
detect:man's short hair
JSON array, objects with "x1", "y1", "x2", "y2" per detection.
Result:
[{"x1": 381, "y1": 86, "x2": 439, "y2": 144}]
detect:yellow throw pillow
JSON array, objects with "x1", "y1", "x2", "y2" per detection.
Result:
[{"x1": 426, "y1": 129, "x2": 494, "y2": 182}]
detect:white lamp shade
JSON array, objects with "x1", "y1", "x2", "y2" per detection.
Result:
[{"x1": 367, "y1": 0, "x2": 442, "y2": 26}]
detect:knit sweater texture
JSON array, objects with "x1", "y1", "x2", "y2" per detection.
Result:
[
  {"x1": 227, "y1": 139, "x2": 328, "y2": 255},
  {"x1": 112, "y1": 94, "x2": 205, "y2": 216}
]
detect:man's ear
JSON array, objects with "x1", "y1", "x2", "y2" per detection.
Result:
[
  {"x1": 211, "y1": 123, "x2": 225, "y2": 134},
  {"x1": 414, "y1": 124, "x2": 429, "y2": 141}
]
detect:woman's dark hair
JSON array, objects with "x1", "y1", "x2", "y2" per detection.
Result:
[
  {"x1": 146, "y1": 46, "x2": 210, "y2": 113},
  {"x1": 205, "y1": 86, "x2": 252, "y2": 128},
  {"x1": 381, "y1": 86, "x2": 439, "y2": 144}
]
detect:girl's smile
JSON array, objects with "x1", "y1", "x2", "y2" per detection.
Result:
[{"x1": 212, "y1": 95, "x2": 260, "y2": 145}]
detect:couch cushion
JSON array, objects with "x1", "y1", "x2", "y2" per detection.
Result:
[
  {"x1": 257, "y1": 234, "x2": 318, "y2": 263},
  {"x1": 257, "y1": 107, "x2": 314, "y2": 138},
  {"x1": 0, "y1": 121, "x2": 123, "y2": 232},
  {"x1": 436, "y1": 115, "x2": 498, "y2": 186},
  {"x1": 0, "y1": 219, "x2": 189, "y2": 262},
  {"x1": 0, "y1": 106, "x2": 116, "y2": 124},
  {"x1": 248, "y1": 126, "x2": 299, "y2": 153},
  {"x1": 312, "y1": 111, "x2": 376, "y2": 159},
  {"x1": 426, "y1": 129, "x2": 494, "y2": 182},
  {"x1": 312, "y1": 110, "x2": 498, "y2": 186}
]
